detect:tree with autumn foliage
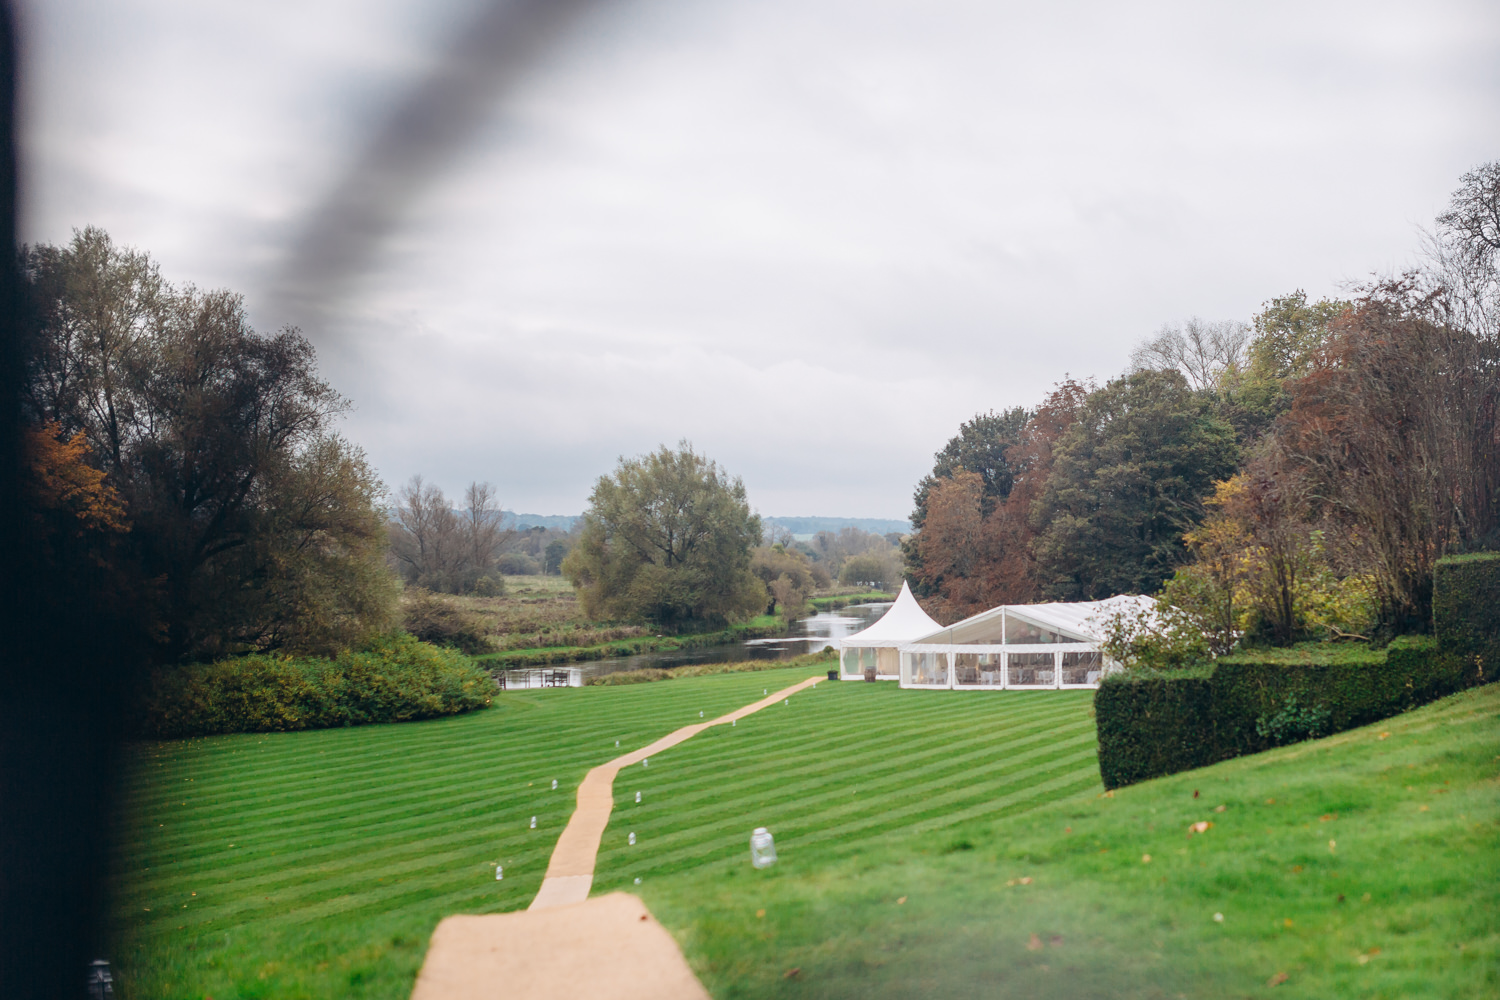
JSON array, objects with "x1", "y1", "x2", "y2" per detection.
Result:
[
  {"x1": 20, "y1": 228, "x2": 397, "y2": 660},
  {"x1": 909, "y1": 380, "x2": 1088, "y2": 620}
]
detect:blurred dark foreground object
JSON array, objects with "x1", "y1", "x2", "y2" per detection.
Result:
[{"x1": 0, "y1": 3, "x2": 136, "y2": 996}]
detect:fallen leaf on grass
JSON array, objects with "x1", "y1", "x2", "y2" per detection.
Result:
[
  {"x1": 1320, "y1": 814, "x2": 1336, "y2": 822},
  {"x1": 756, "y1": 909, "x2": 766, "y2": 919},
  {"x1": 896, "y1": 897, "x2": 907, "y2": 905},
  {"x1": 1419, "y1": 805, "x2": 1429, "y2": 812},
  {"x1": 1267, "y1": 971, "x2": 1289, "y2": 987},
  {"x1": 1329, "y1": 840, "x2": 1336, "y2": 853},
  {"x1": 1283, "y1": 918, "x2": 1294, "y2": 928},
  {"x1": 1193, "y1": 789, "x2": 1199, "y2": 798},
  {"x1": 784, "y1": 968, "x2": 801, "y2": 979},
  {"x1": 1141, "y1": 854, "x2": 1152, "y2": 863},
  {"x1": 1027, "y1": 933, "x2": 1044, "y2": 951},
  {"x1": 1019, "y1": 877, "x2": 1033, "y2": 885},
  {"x1": 1214, "y1": 804, "x2": 1226, "y2": 813},
  {"x1": 1188, "y1": 821, "x2": 1213, "y2": 834},
  {"x1": 1265, "y1": 798, "x2": 1275, "y2": 805},
  {"x1": 1378, "y1": 732, "x2": 1390, "y2": 740}
]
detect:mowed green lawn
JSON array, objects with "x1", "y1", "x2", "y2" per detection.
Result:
[
  {"x1": 108, "y1": 667, "x2": 1101, "y2": 998},
  {"x1": 638, "y1": 683, "x2": 1500, "y2": 1000},
  {"x1": 110, "y1": 670, "x2": 1497, "y2": 999}
]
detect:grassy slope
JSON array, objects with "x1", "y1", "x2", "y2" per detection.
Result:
[
  {"x1": 108, "y1": 669, "x2": 1100, "y2": 998},
  {"x1": 109, "y1": 668, "x2": 824, "y2": 998},
  {"x1": 112, "y1": 670, "x2": 1497, "y2": 999},
  {"x1": 639, "y1": 684, "x2": 1499, "y2": 999}
]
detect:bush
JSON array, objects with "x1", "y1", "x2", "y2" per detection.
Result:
[
  {"x1": 1433, "y1": 553, "x2": 1500, "y2": 660},
  {"x1": 138, "y1": 634, "x2": 494, "y2": 738},
  {"x1": 1095, "y1": 637, "x2": 1485, "y2": 788},
  {"x1": 473, "y1": 574, "x2": 506, "y2": 597},
  {"x1": 496, "y1": 552, "x2": 540, "y2": 575},
  {"x1": 402, "y1": 589, "x2": 491, "y2": 654},
  {"x1": 1095, "y1": 554, "x2": 1499, "y2": 788}
]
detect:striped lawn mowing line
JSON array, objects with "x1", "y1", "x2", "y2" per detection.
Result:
[
  {"x1": 110, "y1": 669, "x2": 1106, "y2": 999},
  {"x1": 594, "y1": 745, "x2": 1102, "y2": 882},
  {"x1": 111, "y1": 669, "x2": 826, "y2": 948},
  {"x1": 588, "y1": 687, "x2": 1101, "y2": 887},
  {"x1": 599, "y1": 729, "x2": 1098, "y2": 858}
]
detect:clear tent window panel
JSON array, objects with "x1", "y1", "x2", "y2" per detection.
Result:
[
  {"x1": 1007, "y1": 651, "x2": 1055, "y2": 686},
  {"x1": 1061, "y1": 650, "x2": 1103, "y2": 685},
  {"x1": 1003, "y1": 614, "x2": 1087, "y2": 644},
  {"x1": 842, "y1": 648, "x2": 862, "y2": 675},
  {"x1": 909, "y1": 652, "x2": 948, "y2": 686},
  {"x1": 954, "y1": 652, "x2": 1001, "y2": 686},
  {"x1": 952, "y1": 617, "x2": 1006, "y2": 644}
]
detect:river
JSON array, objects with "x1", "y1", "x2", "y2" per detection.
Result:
[{"x1": 582, "y1": 602, "x2": 892, "y2": 679}]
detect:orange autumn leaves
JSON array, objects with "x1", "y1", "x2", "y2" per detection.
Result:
[{"x1": 23, "y1": 422, "x2": 128, "y2": 534}]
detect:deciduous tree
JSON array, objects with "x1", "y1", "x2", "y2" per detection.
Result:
[{"x1": 563, "y1": 443, "x2": 765, "y2": 627}]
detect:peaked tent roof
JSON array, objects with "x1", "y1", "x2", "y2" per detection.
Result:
[
  {"x1": 908, "y1": 594, "x2": 1157, "y2": 645},
  {"x1": 841, "y1": 581, "x2": 943, "y2": 646}
]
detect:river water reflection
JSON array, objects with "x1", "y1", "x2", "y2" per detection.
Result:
[{"x1": 583, "y1": 602, "x2": 892, "y2": 679}]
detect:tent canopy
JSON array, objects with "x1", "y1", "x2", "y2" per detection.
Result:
[
  {"x1": 908, "y1": 594, "x2": 1156, "y2": 646},
  {"x1": 841, "y1": 581, "x2": 942, "y2": 647}
]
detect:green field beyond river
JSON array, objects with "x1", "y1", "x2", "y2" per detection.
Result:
[{"x1": 110, "y1": 670, "x2": 1497, "y2": 999}]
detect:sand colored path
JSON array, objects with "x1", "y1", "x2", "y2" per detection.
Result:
[
  {"x1": 530, "y1": 674, "x2": 823, "y2": 909},
  {"x1": 410, "y1": 893, "x2": 711, "y2": 1000},
  {"x1": 409, "y1": 675, "x2": 826, "y2": 999}
]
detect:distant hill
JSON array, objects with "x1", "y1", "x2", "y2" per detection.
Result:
[
  {"x1": 494, "y1": 513, "x2": 911, "y2": 537},
  {"x1": 763, "y1": 516, "x2": 911, "y2": 537},
  {"x1": 499, "y1": 511, "x2": 579, "y2": 532}
]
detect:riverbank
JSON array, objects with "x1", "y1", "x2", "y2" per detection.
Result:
[
  {"x1": 807, "y1": 589, "x2": 892, "y2": 610},
  {"x1": 474, "y1": 614, "x2": 785, "y2": 669}
]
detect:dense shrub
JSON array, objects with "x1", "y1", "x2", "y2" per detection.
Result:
[
  {"x1": 1433, "y1": 553, "x2": 1500, "y2": 660},
  {"x1": 1095, "y1": 637, "x2": 1486, "y2": 788},
  {"x1": 138, "y1": 634, "x2": 494, "y2": 738},
  {"x1": 402, "y1": 590, "x2": 492, "y2": 654},
  {"x1": 496, "y1": 552, "x2": 540, "y2": 575}
]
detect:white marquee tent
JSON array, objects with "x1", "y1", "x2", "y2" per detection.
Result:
[
  {"x1": 899, "y1": 595, "x2": 1156, "y2": 691},
  {"x1": 838, "y1": 581, "x2": 943, "y2": 680}
]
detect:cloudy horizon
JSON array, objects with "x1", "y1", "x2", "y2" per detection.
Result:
[{"x1": 17, "y1": 0, "x2": 1500, "y2": 518}]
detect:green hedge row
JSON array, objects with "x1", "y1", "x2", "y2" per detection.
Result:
[
  {"x1": 1433, "y1": 552, "x2": 1500, "y2": 662},
  {"x1": 1096, "y1": 553, "x2": 1499, "y2": 789},
  {"x1": 138, "y1": 634, "x2": 495, "y2": 738}
]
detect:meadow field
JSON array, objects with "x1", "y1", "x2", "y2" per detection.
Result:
[{"x1": 109, "y1": 668, "x2": 1497, "y2": 999}]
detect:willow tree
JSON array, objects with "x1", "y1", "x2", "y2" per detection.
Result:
[{"x1": 563, "y1": 443, "x2": 765, "y2": 628}]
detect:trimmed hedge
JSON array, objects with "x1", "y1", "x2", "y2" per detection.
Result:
[
  {"x1": 138, "y1": 634, "x2": 494, "y2": 738},
  {"x1": 1096, "y1": 554, "x2": 1499, "y2": 788},
  {"x1": 1096, "y1": 638, "x2": 1487, "y2": 789},
  {"x1": 1433, "y1": 552, "x2": 1500, "y2": 661}
]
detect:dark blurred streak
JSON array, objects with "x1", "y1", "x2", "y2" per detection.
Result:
[{"x1": 269, "y1": 0, "x2": 605, "y2": 333}]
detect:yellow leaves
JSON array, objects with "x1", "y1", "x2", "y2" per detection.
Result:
[
  {"x1": 1329, "y1": 840, "x2": 1337, "y2": 853},
  {"x1": 755, "y1": 909, "x2": 765, "y2": 919},
  {"x1": 896, "y1": 897, "x2": 906, "y2": 905},
  {"x1": 1267, "y1": 971, "x2": 1289, "y2": 986},
  {"x1": 1419, "y1": 805, "x2": 1429, "y2": 812},
  {"x1": 1188, "y1": 821, "x2": 1213, "y2": 834},
  {"x1": 22, "y1": 422, "x2": 129, "y2": 533},
  {"x1": 1006, "y1": 876, "x2": 1035, "y2": 886},
  {"x1": 1141, "y1": 854, "x2": 1152, "y2": 864},
  {"x1": 1319, "y1": 813, "x2": 1336, "y2": 822},
  {"x1": 1378, "y1": 731, "x2": 1390, "y2": 740},
  {"x1": 1214, "y1": 804, "x2": 1227, "y2": 813},
  {"x1": 1357, "y1": 947, "x2": 1381, "y2": 965}
]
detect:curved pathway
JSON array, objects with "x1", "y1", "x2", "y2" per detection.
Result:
[{"x1": 529, "y1": 674, "x2": 824, "y2": 910}]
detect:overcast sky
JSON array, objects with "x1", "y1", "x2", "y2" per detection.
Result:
[{"x1": 17, "y1": 0, "x2": 1500, "y2": 518}]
